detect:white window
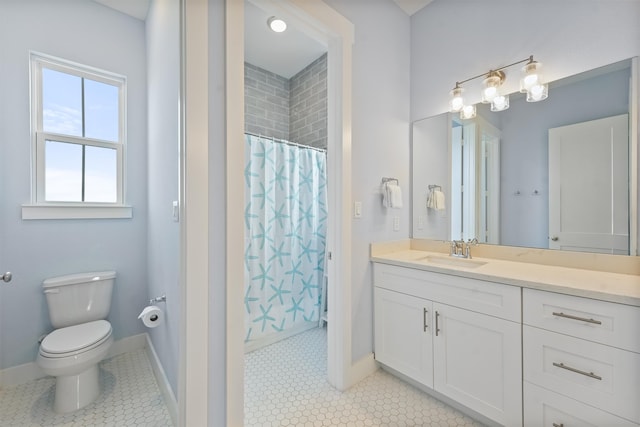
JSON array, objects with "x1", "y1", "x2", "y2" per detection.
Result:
[{"x1": 23, "y1": 52, "x2": 131, "y2": 219}]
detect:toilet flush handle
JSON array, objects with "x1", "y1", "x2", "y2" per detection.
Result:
[
  {"x1": 1, "y1": 272, "x2": 11, "y2": 283},
  {"x1": 43, "y1": 288, "x2": 60, "y2": 294}
]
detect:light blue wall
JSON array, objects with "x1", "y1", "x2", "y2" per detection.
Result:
[
  {"x1": 322, "y1": 0, "x2": 411, "y2": 362},
  {"x1": 146, "y1": 0, "x2": 181, "y2": 396},
  {"x1": 0, "y1": 0, "x2": 148, "y2": 369}
]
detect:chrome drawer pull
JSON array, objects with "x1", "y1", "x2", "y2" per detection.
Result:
[
  {"x1": 423, "y1": 308, "x2": 428, "y2": 332},
  {"x1": 552, "y1": 362, "x2": 602, "y2": 380},
  {"x1": 435, "y1": 311, "x2": 441, "y2": 336},
  {"x1": 552, "y1": 311, "x2": 602, "y2": 325},
  {"x1": 552, "y1": 423, "x2": 564, "y2": 427}
]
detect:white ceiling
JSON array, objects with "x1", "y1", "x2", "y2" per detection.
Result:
[{"x1": 244, "y1": 1, "x2": 327, "y2": 79}]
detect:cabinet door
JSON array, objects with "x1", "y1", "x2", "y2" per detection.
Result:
[
  {"x1": 433, "y1": 303, "x2": 522, "y2": 427},
  {"x1": 374, "y1": 287, "x2": 433, "y2": 388}
]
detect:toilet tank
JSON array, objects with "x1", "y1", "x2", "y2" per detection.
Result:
[{"x1": 43, "y1": 271, "x2": 115, "y2": 328}]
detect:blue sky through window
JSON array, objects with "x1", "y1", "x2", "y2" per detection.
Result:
[{"x1": 41, "y1": 67, "x2": 119, "y2": 203}]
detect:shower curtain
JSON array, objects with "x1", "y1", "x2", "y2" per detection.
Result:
[{"x1": 244, "y1": 134, "x2": 327, "y2": 347}]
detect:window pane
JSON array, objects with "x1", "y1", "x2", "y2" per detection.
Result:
[
  {"x1": 85, "y1": 146, "x2": 117, "y2": 203},
  {"x1": 84, "y1": 79, "x2": 119, "y2": 142},
  {"x1": 42, "y1": 68, "x2": 82, "y2": 136},
  {"x1": 45, "y1": 140, "x2": 82, "y2": 202}
]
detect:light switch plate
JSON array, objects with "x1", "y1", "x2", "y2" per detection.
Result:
[
  {"x1": 354, "y1": 201, "x2": 362, "y2": 219},
  {"x1": 172, "y1": 201, "x2": 179, "y2": 222},
  {"x1": 393, "y1": 216, "x2": 400, "y2": 231}
]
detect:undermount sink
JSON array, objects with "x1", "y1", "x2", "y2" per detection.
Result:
[{"x1": 417, "y1": 255, "x2": 487, "y2": 269}]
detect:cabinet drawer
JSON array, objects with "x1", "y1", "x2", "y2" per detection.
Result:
[
  {"x1": 373, "y1": 263, "x2": 520, "y2": 321},
  {"x1": 524, "y1": 382, "x2": 638, "y2": 427},
  {"x1": 524, "y1": 326, "x2": 640, "y2": 424},
  {"x1": 523, "y1": 288, "x2": 640, "y2": 352}
]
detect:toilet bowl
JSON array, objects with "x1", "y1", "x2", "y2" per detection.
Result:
[
  {"x1": 38, "y1": 320, "x2": 113, "y2": 413},
  {"x1": 36, "y1": 271, "x2": 115, "y2": 413}
]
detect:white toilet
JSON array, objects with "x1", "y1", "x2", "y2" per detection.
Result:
[{"x1": 37, "y1": 271, "x2": 115, "y2": 413}]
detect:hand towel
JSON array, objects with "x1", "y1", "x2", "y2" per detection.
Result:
[
  {"x1": 427, "y1": 189, "x2": 446, "y2": 211},
  {"x1": 388, "y1": 184, "x2": 403, "y2": 208},
  {"x1": 382, "y1": 182, "x2": 403, "y2": 209}
]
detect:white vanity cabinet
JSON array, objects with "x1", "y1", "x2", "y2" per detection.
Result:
[
  {"x1": 523, "y1": 288, "x2": 640, "y2": 426},
  {"x1": 373, "y1": 263, "x2": 522, "y2": 427}
]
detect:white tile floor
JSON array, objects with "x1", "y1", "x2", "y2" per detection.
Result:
[
  {"x1": 245, "y1": 327, "x2": 486, "y2": 427},
  {"x1": 0, "y1": 349, "x2": 173, "y2": 427}
]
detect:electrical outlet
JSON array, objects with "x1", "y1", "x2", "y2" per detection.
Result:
[
  {"x1": 354, "y1": 201, "x2": 362, "y2": 219},
  {"x1": 393, "y1": 216, "x2": 400, "y2": 231}
]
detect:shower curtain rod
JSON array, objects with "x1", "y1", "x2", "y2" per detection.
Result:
[{"x1": 245, "y1": 132, "x2": 327, "y2": 153}]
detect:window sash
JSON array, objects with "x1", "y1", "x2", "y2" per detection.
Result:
[
  {"x1": 36, "y1": 132, "x2": 124, "y2": 205},
  {"x1": 30, "y1": 52, "x2": 126, "y2": 207}
]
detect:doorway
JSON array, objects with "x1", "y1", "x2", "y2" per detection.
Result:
[{"x1": 227, "y1": 0, "x2": 355, "y2": 422}]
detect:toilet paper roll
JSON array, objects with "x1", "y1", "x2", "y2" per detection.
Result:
[{"x1": 138, "y1": 305, "x2": 164, "y2": 328}]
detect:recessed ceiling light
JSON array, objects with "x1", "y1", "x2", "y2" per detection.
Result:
[{"x1": 267, "y1": 16, "x2": 287, "y2": 33}]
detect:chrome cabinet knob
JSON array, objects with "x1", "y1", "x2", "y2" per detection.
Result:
[{"x1": 2, "y1": 272, "x2": 12, "y2": 283}]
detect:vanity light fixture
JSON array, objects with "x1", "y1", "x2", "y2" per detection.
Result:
[
  {"x1": 267, "y1": 16, "x2": 287, "y2": 33},
  {"x1": 449, "y1": 55, "x2": 548, "y2": 119}
]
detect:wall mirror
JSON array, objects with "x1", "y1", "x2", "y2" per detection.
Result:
[{"x1": 412, "y1": 57, "x2": 638, "y2": 255}]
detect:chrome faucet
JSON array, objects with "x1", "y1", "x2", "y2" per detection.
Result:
[{"x1": 450, "y1": 238, "x2": 478, "y2": 259}]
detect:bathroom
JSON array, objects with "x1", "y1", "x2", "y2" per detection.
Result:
[{"x1": 1, "y1": 0, "x2": 639, "y2": 426}]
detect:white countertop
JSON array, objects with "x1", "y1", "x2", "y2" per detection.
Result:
[{"x1": 371, "y1": 248, "x2": 640, "y2": 307}]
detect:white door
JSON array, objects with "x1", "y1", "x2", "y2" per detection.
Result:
[
  {"x1": 548, "y1": 114, "x2": 629, "y2": 254},
  {"x1": 477, "y1": 118, "x2": 501, "y2": 244},
  {"x1": 433, "y1": 303, "x2": 522, "y2": 427},
  {"x1": 374, "y1": 287, "x2": 433, "y2": 388}
]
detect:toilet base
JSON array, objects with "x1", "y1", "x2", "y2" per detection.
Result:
[{"x1": 54, "y1": 365, "x2": 100, "y2": 413}]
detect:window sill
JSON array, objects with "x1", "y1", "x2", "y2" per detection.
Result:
[{"x1": 22, "y1": 204, "x2": 133, "y2": 220}]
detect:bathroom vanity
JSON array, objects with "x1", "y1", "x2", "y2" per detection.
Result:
[{"x1": 371, "y1": 240, "x2": 640, "y2": 427}]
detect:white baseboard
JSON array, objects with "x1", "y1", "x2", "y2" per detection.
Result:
[
  {"x1": 107, "y1": 333, "x2": 147, "y2": 358},
  {"x1": 0, "y1": 360, "x2": 46, "y2": 388},
  {"x1": 244, "y1": 321, "x2": 319, "y2": 353},
  {"x1": 145, "y1": 334, "x2": 178, "y2": 426},
  {"x1": 347, "y1": 352, "x2": 378, "y2": 388}
]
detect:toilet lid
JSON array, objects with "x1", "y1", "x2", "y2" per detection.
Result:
[{"x1": 41, "y1": 320, "x2": 112, "y2": 354}]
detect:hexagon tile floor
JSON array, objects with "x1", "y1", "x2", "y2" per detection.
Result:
[
  {"x1": 245, "y1": 327, "x2": 485, "y2": 426},
  {"x1": 0, "y1": 348, "x2": 173, "y2": 426}
]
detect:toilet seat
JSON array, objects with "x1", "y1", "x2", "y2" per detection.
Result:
[{"x1": 40, "y1": 320, "x2": 112, "y2": 357}]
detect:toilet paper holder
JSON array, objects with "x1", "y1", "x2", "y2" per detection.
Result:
[{"x1": 149, "y1": 294, "x2": 166, "y2": 304}]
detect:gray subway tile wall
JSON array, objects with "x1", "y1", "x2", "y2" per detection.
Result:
[{"x1": 245, "y1": 53, "x2": 327, "y2": 150}]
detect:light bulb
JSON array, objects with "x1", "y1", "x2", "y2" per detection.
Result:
[
  {"x1": 491, "y1": 95, "x2": 509, "y2": 111},
  {"x1": 460, "y1": 104, "x2": 476, "y2": 120},
  {"x1": 449, "y1": 86, "x2": 464, "y2": 113},
  {"x1": 521, "y1": 60, "x2": 543, "y2": 93},
  {"x1": 267, "y1": 16, "x2": 287, "y2": 33},
  {"x1": 482, "y1": 72, "x2": 504, "y2": 104},
  {"x1": 527, "y1": 83, "x2": 548, "y2": 102}
]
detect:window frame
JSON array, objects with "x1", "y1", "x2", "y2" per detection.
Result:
[{"x1": 23, "y1": 52, "x2": 131, "y2": 219}]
